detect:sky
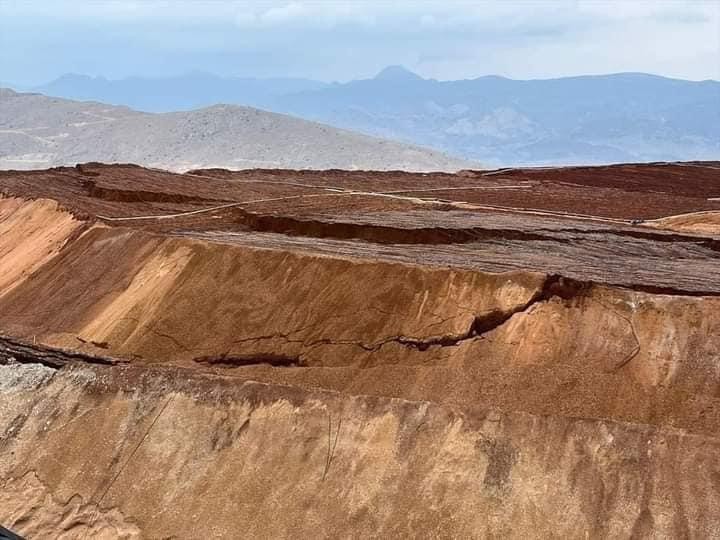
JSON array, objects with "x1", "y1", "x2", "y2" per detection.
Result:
[{"x1": 1, "y1": 0, "x2": 719, "y2": 86}]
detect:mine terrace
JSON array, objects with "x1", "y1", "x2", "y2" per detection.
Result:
[{"x1": 1, "y1": 160, "x2": 720, "y2": 538}]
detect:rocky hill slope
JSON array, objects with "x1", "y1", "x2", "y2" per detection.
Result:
[
  {"x1": 1, "y1": 161, "x2": 719, "y2": 538},
  {"x1": 0, "y1": 89, "x2": 471, "y2": 172},
  {"x1": 29, "y1": 68, "x2": 720, "y2": 166}
]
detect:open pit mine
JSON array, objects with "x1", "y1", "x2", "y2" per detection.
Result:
[{"x1": 1, "y1": 161, "x2": 720, "y2": 538}]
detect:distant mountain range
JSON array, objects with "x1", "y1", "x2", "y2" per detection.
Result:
[
  {"x1": 13, "y1": 67, "x2": 720, "y2": 166},
  {"x1": 0, "y1": 88, "x2": 470, "y2": 172},
  {"x1": 32, "y1": 72, "x2": 328, "y2": 113}
]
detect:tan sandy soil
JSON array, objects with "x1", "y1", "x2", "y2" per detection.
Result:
[
  {"x1": 647, "y1": 210, "x2": 720, "y2": 235},
  {"x1": 1, "y1": 161, "x2": 719, "y2": 538}
]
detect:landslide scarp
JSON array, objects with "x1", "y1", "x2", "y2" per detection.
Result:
[
  {"x1": 193, "y1": 353, "x2": 304, "y2": 368},
  {"x1": 81, "y1": 177, "x2": 229, "y2": 206},
  {"x1": 1, "y1": 162, "x2": 719, "y2": 538},
  {"x1": 0, "y1": 195, "x2": 718, "y2": 438}
]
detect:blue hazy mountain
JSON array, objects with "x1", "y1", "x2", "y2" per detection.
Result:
[
  {"x1": 27, "y1": 67, "x2": 720, "y2": 166},
  {"x1": 275, "y1": 67, "x2": 720, "y2": 166},
  {"x1": 33, "y1": 72, "x2": 329, "y2": 112}
]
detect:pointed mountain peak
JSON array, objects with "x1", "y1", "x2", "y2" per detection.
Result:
[{"x1": 373, "y1": 65, "x2": 423, "y2": 82}]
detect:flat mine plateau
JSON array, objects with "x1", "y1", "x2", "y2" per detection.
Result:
[{"x1": 1, "y1": 161, "x2": 720, "y2": 538}]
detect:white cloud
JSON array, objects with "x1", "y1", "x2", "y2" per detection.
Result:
[
  {"x1": 233, "y1": 1, "x2": 377, "y2": 29},
  {"x1": 261, "y1": 2, "x2": 307, "y2": 24}
]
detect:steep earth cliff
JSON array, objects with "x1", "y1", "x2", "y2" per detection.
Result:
[{"x1": 1, "y1": 162, "x2": 719, "y2": 538}]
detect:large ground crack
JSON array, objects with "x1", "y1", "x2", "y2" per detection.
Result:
[
  {"x1": 0, "y1": 334, "x2": 127, "y2": 369},
  {"x1": 206, "y1": 274, "x2": 591, "y2": 362},
  {"x1": 193, "y1": 353, "x2": 304, "y2": 368},
  {"x1": 80, "y1": 177, "x2": 228, "y2": 206},
  {"x1": 229, "y1": 208, "x2": 564, "y2": 245},
  {"x1": 363, "y1": 274, "x2": 589, "y2": 352},
  {"x1": 0, "y1": 275, "x2": 589, "y2": 370}
]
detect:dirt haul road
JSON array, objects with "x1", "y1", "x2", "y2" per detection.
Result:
[{"x1": 1, "y1": 161, "x2": 720, "y2": 538}]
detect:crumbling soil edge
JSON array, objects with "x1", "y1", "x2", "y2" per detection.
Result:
[{"x1": 0, "y1": 334, "x2": 127, "y2": 369}]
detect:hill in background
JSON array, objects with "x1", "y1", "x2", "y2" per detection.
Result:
[
  {"x1": 21, "y1": 68, "x2": 720, "y2": 167},
  {"x1": 0, "y1": 88, "x2": 471, "y2": 172}
]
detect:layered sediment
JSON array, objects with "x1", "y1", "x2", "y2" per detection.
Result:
[{"x1": 1, "y1": 161, "x2": 719, "y2": 538}]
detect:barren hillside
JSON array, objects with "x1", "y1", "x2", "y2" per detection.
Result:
[
  {"x1": 0, "y1": 89, "x2": 471, "y2": 172},
  {"x1": 1, "y1": 161, "x2": 720, "y2": 538}
]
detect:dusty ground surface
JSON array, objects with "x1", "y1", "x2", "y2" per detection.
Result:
[{"x1": 1, "y1": 161, "x2": 720, "y2": 538}]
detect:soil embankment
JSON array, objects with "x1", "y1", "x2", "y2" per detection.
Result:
[
  {"x1": 2, "y1": 361, "x2": 718, "y2": 539},
  {"x1": 1, "y1": 162, "x2": 719, "y2": 538}
]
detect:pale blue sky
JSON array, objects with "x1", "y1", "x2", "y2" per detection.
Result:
[{"x1": 1, "y1": 0, "x2": 719, "y2": 85}]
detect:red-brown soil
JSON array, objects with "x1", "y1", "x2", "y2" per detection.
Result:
[{"x1": 1, "y1": 161, "x2": 719, "y2": 538}]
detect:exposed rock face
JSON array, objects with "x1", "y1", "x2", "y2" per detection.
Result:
[{"x1": 0, "y1": 161, "x2": 719, "y2": 537}]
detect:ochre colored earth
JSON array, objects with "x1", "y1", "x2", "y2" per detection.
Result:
[{"x1": 1, "y1": 161, "x2": 719, "y2": 538}]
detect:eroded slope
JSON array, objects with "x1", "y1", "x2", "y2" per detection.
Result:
[
  {"x1": 1, "y1": 162, "x2": 719, "y2": 538},
  {"x1": 2, "y1": 362, "x2": 719, "y2": 539}
]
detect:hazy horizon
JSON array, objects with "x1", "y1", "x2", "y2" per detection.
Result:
[
  {"x1": 6, "y1": 65, "x2": 720, "y2": 90},
  {"x1": 1, "y1": 0, "x2": 718, "y2": 86},
  {"x1": 2, "y1": 1, "x2": 718, "y2": 168}
]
